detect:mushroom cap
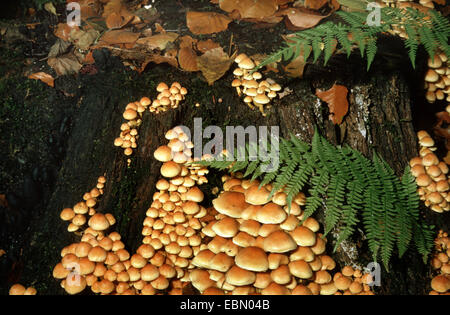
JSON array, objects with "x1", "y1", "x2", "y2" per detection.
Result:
[
  {"x1": 53, "y1": 263, "x2": 70, "y2": 279},
  {"x1": 291, "y1": 284, "x2": 313, "y2": 295},
  {"x1": 238, "y1": 57, "x2": 255, "y2": 70},
  {"x1": 425, "y1": 69, "x2": 439, "y2": 83},
  {"x1": 189, "y1": 269, "x2": 215, "y2": 292},
  {"x1": 261, "y1": 282, "x2": 290, "y2": 295},
  {"x1": 288, "y1": 260, "x2": 313, "y2": 279},
  {"x1": 213, "y1": 191, "x2": 249, "y2": 218},
  {"x1": 9, "y1": 284, "x2": 26, "y2": 295},
  {"x1": 255, "y1": 203, "x2": 287, "y2": 224},
  {"x1": 235, "y1": 246, "x2": 269, "y2": 272},
  {"x1": 88, "y1": 213, "x2": 110, "y2": 231},
  {"x1": 244, "y1": 185, "x2": 271, "y2": 205},
  {"x1": 154, "y1": 145, "x2": 173, "y2": 162},
  {"x1": 161, "y1": 161, "x2": 182, "y2": 178},
  {"x1": 123, "y1": 109, "x2": 138, "y2": 120},
  {"x1": 270, "y1": 265, "x2": 291, "y2": 285},
  {"x1": 88, "y1": 246, "x2": 107, "y2": 262},
  {"x1": 291, "y1": 226, "x2": 316, "y2": 247},
  {"x1": 156, "y1": 82, "x2": 169, "y2": 92},
  {"x1": 254, "y1": 94, "x2": 270, "y2": 105},
  {"x1": 64, "y1": 274, "x2": 87, "y2": 295},
  {"x1": 192, "y1": 249, "x2": 215, "y2": 268},
  {"x1": 212, "y1": 217, "x2": 240, "y2": 238},
  {"x1": 226, "y1": 265, "x2": 256, "y2": 286},
  {"x1": 141, "y1": 264, "x2": 160, "y2": 282},
  {"x1": 60, "y1": 208, "x2": 75, "y2": 221},
  {"x1": 263, "y1": 230, "x2": 297, "y2": 253},
  {"x1": 209, "y1": 252, "x2": 235, "y2": 272},
  {"x1": 334, "y1": 275, "x2": 352, "y2": 290},
  {"x1": 186, "y1": 186, "x2": 204, "y2": 202},
  {"x1": 235, "y1": 53, "x2": 249, "y2": 64}
]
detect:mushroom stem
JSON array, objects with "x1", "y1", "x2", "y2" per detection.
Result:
[{"x1": 236, "y1": 87, "x2": 241, "y2": 97}]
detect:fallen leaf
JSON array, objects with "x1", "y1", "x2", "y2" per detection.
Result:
[
  {"x1": 304, "y1": 0, "x2": 328, "y2": 10},
  {"x1": 240, "y1": 0, "x2": 278, "y2": 19},
  {"x1": 178, "y1": 47, "x2": 199, "y2": 72},
  {"x1": 0, "y1": 249, "x2": 5, "y2": 257},
  {"x1": 84, "y1": 51, "x2": 95, "y2": 64},
  {"x1": 101, "y1": 30, "x2": 140, "y2": 45},
  {"x1": 197, "y1": 47, "x2": 235, "y2": 85},
  {"x1": 48, "y1": 38, "x2": 71, "y2": 58},
  {"x1": 283, "y1": 52, "x2": 306, "y2": 78},
  {"x1": 154, "y1": 23, "x2": 166, "y2": 33},
  {"x1": 179, "y1": 35, "x2": 198, "y2": 49},
  {"x1": 316, "y1": 84, "x2": 349, "y2": 125},
  {"x1": 196, "y1": 39, "x2": 221, "y2": 53},
  {"x1": 136, "y1": 33, "x2": 179, "y2": 50},
  {"x1": 279, "y1": 7, "x2": 328, "y2": 30},
  {"x1": 70, "y1": 28, "x2": 100, "y2": 50},
  {"x1": 186, "y1": 11, "x2": 232, "y2": 35},
  {"x1": 106, "y1": 12, "x2": 133, "y2": 29},
  {"x1": 220, "y1": 0, "x2": 278, "y2": 19},
  {"x1": 77, "y1": 0, "x2": 101, "y2": 19},
  {"x1": 54, "y1": 23, "x2": 78, "y2": 41},
  {"x1": 276, "y1": 0, "x2": 294, "y2": 4},
  {"x1": 28, "y1": 72, "x2": 55, "y2": 87},
  {"x1": 48, "y1": 53, "x2": 83, "y2": 76}
]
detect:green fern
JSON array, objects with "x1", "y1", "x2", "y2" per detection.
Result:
[
  {"x1": 196, "y1": 128, "x2": 435, "y2": 270},
  {"x1": 255, "y1": 7, "x2": 450, "y2": 72}
]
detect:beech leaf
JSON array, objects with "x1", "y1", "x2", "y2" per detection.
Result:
[
  {"x1": 28, "y1": 72, "x2": 55, "y2": 87},
  {"x1": 186, "y1": 11, "x2": 232, "y2": 35},
  {"x1": 197, "y1": 48, "x2": 235, "y2": 85},
  {"x1": 316, "y1": 84, "x2": 349, "y2": 125}
]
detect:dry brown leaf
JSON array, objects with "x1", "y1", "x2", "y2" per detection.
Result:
[
  {"x1": 77, "y1": 0, "x2": 101, "y2": 19},
  {"x1": 240, "y1": 0, "x2": 278, "y2": 19},
  {"x1": 279, "y1": 7, "x2": 328, "y2": 30},
  {"x1": 220, "y1": 0, "x2": 278, "y2": 19},
  {"x1": 136, "y1": 33, "x2": 179, "y2": 50},
  {"x1": 179, "y1": 35, "x2": 198, "y2": 49},
  {"x1": 197, "y1": 47, "x2": 235, "y2": 85},
  {"x1": 196, "y1": 39, "x2": 221, "y2": 53},
  {"x1": 70, "y1": 28, "x2": 100, "y2": 50},
  {"x1": 54, "y1": 23, "x2": 78, "y2": 41},
  {"x1": 316, "y1": 84, "x2": 349, "y2": 125},
  {"x1": 444, "y1": 151, "x2": 450, "y2": 165},
  {"x1": 106, "y1": 12, "x2": 133, "y2": 29},
  {"x1": 28, "y1": 72, "x2": 55, "y2": 87},
  {"x1": 100, "y1": 30, "x2": 140, "y2": 45},
  {"x1": 283, "y1": 52, "x2": 306, "y2": 78},
  {"x1": 280, "y1": 7, "x2": 328, "y2": 29},
  {"x1": 178, "y1": 47, "x2": 199, "y2": 72},
  {"x1": 84, "y1": 51, "x2": 95, "y2": 64},
  {"x1": 186, "y1": 11, "x2": 232, "y2": 35},
  {"x1": 304, "y1": 0, "x2": 328, "y2": 10},
  {"x1": 48, "y1": 39, "x2": 71, "y2": 58},
  {"x1": 48, "y1": 53, "x2": 83, "y2": 76},
  {"x1": 154, "y1": 23, "x2": 166, "y2": 34}
]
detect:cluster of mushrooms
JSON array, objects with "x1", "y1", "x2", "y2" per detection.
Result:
[
  {"x1": 150, "y1": 82, "x2": 188, "y2": 114},
  {"x1": 8, "y1": 284, "x2": 37, "y2": 295},
  {"x1": 186, "y1": 172, "x2": 374, "y2": 295},
  {"x1": 114, "y1": 99, "x2": 147, "y2": 163},
  {"x1": 429, "y1": 230, "x2": 450, "y2": 295},
  {"x1": 231, "y1": 53, "x2": 282, "y2": 117},
  {"x1": 409, "y1": 130, "x2": 450, "y2": 213},
  {"x1": 424, "y1": 51, "x2": 450, "y2": 104},
  {"x1": 59, "y1": 176, "x2": 108, "y2": 233}
]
